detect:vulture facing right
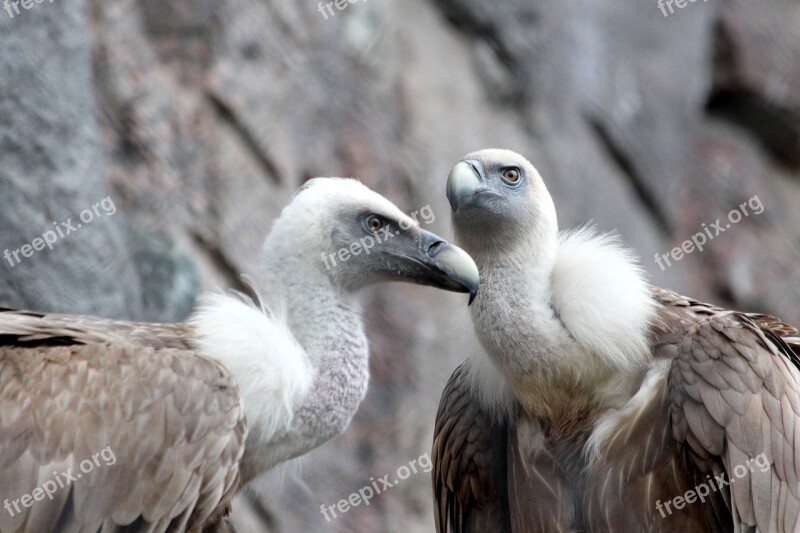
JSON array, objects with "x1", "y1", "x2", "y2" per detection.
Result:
[
  {"x1": 433, "y1": 149, "x2": 800, "y2": 532},
  {"x1": 0, "y1": 178, "x2": 480, "y2": 532}
]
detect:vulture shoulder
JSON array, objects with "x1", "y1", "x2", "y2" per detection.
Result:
[
  {"x1": 432, "y1": 361, "x2": 511, "y2": 533},
  {"x1": 588, "y1": 288, "x2": 800, "y2": 532},
  {"x1": 0, "y1": 307, "x2": 195, "y2": 349},
  {"x1": 433, "y1": 360, "x2": 576, "y2": 532},
  {"x1": 0, "y1": 309, "x2": 245, "y2": 533},
  {"x1": 660, "y1": 288, "x2": 800, "y2": 532},
  {"x1": 432, "y1": 360, "x2": 552, "y2": 533}
]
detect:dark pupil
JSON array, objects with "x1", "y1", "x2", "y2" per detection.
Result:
[{"x1": 507, "y1": 170, "x2": 517, "y2": 181}]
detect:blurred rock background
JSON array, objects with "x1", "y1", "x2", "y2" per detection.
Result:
[{"x1": 0, "y1": 0, "x2": 798, "y2": 531}]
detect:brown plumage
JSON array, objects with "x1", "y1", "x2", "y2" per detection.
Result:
[
  {"x1": 0, "y1": 309, "x2": 244, "y2": 532},
  {"x1": 435, "y1": 148, "x2": 800, "y2": 532},
  {"x1": 0, "y1": 178, "x2": 481, "y2": 533},
  {"x1": 434, "y1": 288, "x2": 800, "y2": 532}
]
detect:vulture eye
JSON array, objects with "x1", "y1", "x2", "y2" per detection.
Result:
[
  {"x1": 502, "y1": 168, "x2": 521, "y2": 185},
  {"x1": 366, "y1": 215, "x2": 384, "y2": 232}
]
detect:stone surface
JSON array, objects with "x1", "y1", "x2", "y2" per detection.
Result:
[{"x1": 1, "y1": 0, "x2": 798, "y2": 531}]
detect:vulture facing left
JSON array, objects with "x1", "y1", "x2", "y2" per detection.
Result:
[
  {"x1": 0, "y1": 178, "x2": 480, "y2": 533},
  {"x1": 433, "y1": 149, "x2": 800, "y2": 532}
]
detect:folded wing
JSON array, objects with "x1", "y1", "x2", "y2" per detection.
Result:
[{"x1": 0, "y1": 309, "x2": 245, "y2": 533}]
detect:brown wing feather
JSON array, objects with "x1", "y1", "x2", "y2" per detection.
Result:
[
  {"x1": 0, "y1": 313, "x2": 245, "y2": 532},
  {"x1": 0, "y1": 307, "x2": 194, "y2": 349},
  {"x1": 585, "y1": 363, "x2": 729, "y2": 532},
  {"x1": 435, "y1": 289, "x2": 800, "y2": 532},
  {"x1": 432, "y1": 361, "x2": 512, "y2": 533},
  {"x1": 508, "y1": 414, "x2": 575, "y2": 533},
  {"x1": 656, "y1": 288, "x2": 800, "y2": 532}
]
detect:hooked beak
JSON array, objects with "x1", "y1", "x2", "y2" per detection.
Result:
[
  {"x1": 386, "y1": 228, "x2": 480, "y2": 305},
  {"x1": 446, "y1": 160, "x2": 502, "y2": 213}
]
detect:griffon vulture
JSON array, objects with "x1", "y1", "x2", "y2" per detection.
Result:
[
  {"x1": 0, "y1": 178, "x2": 479, "y2": 533},
  {"x1": 433, "y1": 149, "x2": 800, "y2": 532}
]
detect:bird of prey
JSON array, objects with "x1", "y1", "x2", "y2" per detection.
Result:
[
  {"x1": 0, "y1": 178, "x2": 479, "y2": 533},
  {"x1": 433, "y1": 149, "x2": 800, "y2": 532}
]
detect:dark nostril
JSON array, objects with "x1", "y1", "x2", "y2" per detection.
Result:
[
  {"x1": 467, "y1": 161, "x2": 482, "y2": 181},
  {"x1": 427, "y1": 240, "x2": 447, "y2": 255}
]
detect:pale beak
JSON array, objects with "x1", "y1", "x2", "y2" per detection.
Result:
[
  {"x1": 385, "y1": 228, "x2": 480, "y2": 304},
  {"x1": 447, "y1": 160, "x2": 501, "y2": 213}
]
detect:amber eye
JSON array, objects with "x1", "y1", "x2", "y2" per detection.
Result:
[
  {"x1": 366, "y1": 216, "x2": 383, "y2": 232},
  {"x1": 502, "y1": 168, "x2": 520, "y2": 184}
]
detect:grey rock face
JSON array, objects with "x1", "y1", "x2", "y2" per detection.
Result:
[{"x1": 0, "y1": 1, "x2": 197, "y2": 321}]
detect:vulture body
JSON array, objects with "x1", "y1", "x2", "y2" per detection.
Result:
[
  {"x1": 0, "y1": 178, "x2": 480, "y2": 533},
  {"x1": 434, "y1": 149, "x2": 800, "y2": 532}
]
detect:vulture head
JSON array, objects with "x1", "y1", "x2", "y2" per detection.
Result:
[
  {"x1": 446, "y1": 148, "x2": 558, "y2": 260},
  {"x1": 263, "y1": 177, "x2": 479, "y2": 301}
]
